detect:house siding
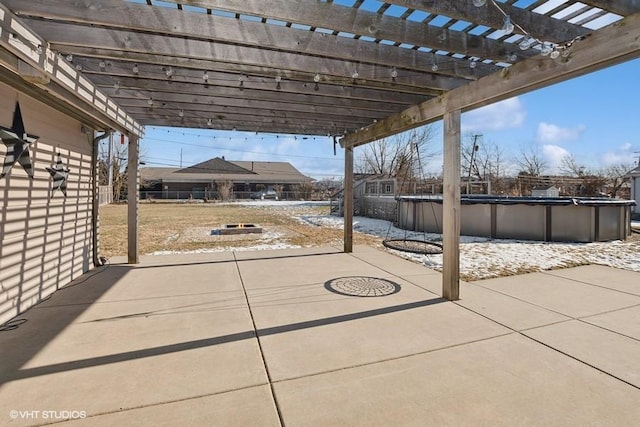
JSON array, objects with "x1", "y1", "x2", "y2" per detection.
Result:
[{"x1": 0, "y1": 83, "x2": 94, "y2": 325}]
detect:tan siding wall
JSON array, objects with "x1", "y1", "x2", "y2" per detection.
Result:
[{"x1": 0, "y1": 83, "x2": 94, "y2": 325}]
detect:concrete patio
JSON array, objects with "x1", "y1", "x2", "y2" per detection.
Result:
[{"x1": 1, "y1": 245, "x2": 639, "y2": 426}]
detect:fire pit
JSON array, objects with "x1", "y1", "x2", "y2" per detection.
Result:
[{"x1": 212, "y1": 224, "x2": 263, "y2": 235}]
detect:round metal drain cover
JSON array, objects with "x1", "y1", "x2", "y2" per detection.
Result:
[{"x1": 324, "y1": 276, "x2": 401, "y2": 297}]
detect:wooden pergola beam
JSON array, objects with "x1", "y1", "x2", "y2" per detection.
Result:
[
  {"x1": 384, "y1": 0, "x2": 589, "y2": 43},
  {"x1": 144, "y1": 0, "x2": 533, "y2": 62},
  {"x1": 26, "y1": 21, "x2": 465, "y2": 94},
  {"x1": 341, "y1": 11, "x2": 640, "y2": 148},
  {"x1": 13, "y1": 0, "x2": 499, "y2": 80}
]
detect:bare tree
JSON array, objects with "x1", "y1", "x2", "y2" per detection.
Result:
[
  {"x1": 602, "y1": 163, "x2": 634, "y2": 198},
  {"x1": 559, "y1": 154, "x2": 587, "y2": 176},
  {"x1": 355, "y1": 125, "x2": 437, "y2": 179},
  {"x1": 215, "y1": 180, "x2": 233, "y2": 201},
  {"x1": 98, "y1": 139, "x2": 128, "y2": 201},
  {"x1": 514, "y1": 144, "x2": 548, "y2": 176},
  {"x1": 461, "y1": 134, "x2": 508, "y2": 194}
]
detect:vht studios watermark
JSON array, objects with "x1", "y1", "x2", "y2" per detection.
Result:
[{"x1": 9, "y1": 409, "x2": 87, "y2": 420}]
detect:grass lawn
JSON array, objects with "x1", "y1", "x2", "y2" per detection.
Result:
[{"x1": 99, "y1": 202, "x2": 379, "y2": 258}]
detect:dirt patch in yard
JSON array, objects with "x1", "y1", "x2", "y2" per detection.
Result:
[{"x1": 99, "y1": 203, "x2": 379, "y2": 257}]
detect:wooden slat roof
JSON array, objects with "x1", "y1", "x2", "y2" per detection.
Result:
[{"x1": 2, "y1": 0, "x2": 639, "y2": 142}]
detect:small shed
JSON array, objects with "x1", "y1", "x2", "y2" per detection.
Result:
[{"x1": 532, "y1": 186, "x2": 560, "y2": 198}]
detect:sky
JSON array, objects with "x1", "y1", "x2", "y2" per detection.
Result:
[{"x1": 136, "y1": 58, "x2": 640, "y2": 181}]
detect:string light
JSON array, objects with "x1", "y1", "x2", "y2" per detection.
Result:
[
  {"x1": 65, "y1": 53, "x2": 73, "y2": 62},
  {"x1": 165, "y1": 67, "x2": 173, "y2": 78},
  {"x1": 501, "y1": 15, "x2": 514, "y2": 34},
  {"x1": 203, "y1": 70, "x2": 209, "y2": 82},
  {"x1": 132, "y1": 64, "x2": 139, "y2": 74},
  {"x1": 178, "y1": 109, "x2": 184, "y2": 117},
  {"x1": 275, "y1": 75, "x2": 281, "y2": 90},
  {"x1": 475, "y1": 0, "x2": 578, "y2": 61},
  {"x1": 314, "y1": 73, "x2": 321, "y2": 82},
  {"x1": 147, "y1": 98, "x2": 153, "y2": 106},
  {"x1": 36, "y1": 45, "x2": 43, "y2": 55},
  {"x1": 519, "y1": 37, "x2": 535, "y2": 50},
  {"x1": 391, "y1": 67, "x2": 398, "y2": 80},
  {"x1": 540, "y1": 43, "x2": 553, "y2": 56}
]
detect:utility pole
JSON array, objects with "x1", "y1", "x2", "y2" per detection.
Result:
[{"x1": 467, "y1": 134, "x2": 481, "y2": 194}]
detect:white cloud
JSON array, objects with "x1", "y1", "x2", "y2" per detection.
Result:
[
  {"x1": 535, "y1": 122, "x2": 585, "y2": 143},
  {"x1": 461, "y1": 97, "x2": 526, "y2": 133},
  {"x1": 542, "y1": 144, "x2": 570, "y2": 171},
  {"x1": 602, "y1": 142, "x2": 635, "y2": 166}
]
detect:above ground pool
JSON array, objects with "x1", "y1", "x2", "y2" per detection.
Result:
[{"x1": 396, "y1": 196, "x2": 636, "y2": 242}]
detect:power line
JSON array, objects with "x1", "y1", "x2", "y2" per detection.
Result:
[{"x1": 141, "y1": 136, "x2": 343, "y2": 162}]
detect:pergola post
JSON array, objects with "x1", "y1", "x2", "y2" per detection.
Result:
[
  {"x1": 344, "y1": 145, "x2": 354, "y2": 253},
  {"x1": 442, "y1": 109, "x2": 461, "y2": 300},
  {"x1": 127, "y1": 134, "x2": 140, "y2": 264}
]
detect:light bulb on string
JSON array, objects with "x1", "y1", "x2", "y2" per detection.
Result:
[
  {"x1": 314, "y1": 73, "x2": 321, "y2": 82},
  {"x1": 178, "y1": 109, "x2": 184, "y2": 117},
  {"x1": 203, "y1": 71, "x2": 209, "y2": 82},
  {"x1": 431, "y1": 64, "x2": 438, "y2": 72},
  {"x1": 540, "y1": 43, "x2": 552, "y2": 56},
  {"x1": 147, "y1": 98, "x2": 153, "y2": 106},
  {"x1": 132, "y1": 64, "x2": 139, "y2": 74},
  {"x1": 501, "y1": 16, "x2": 514, "y2": 35},
  {"x1": 519, "y1": 37, "x2": 534, "y2": 50},
  {"x1": 472, "y1": 0, "x2": 487, "y2": 6},
  {"x1": 550, "y1": 49, "x2": 560, "y2": 59}
]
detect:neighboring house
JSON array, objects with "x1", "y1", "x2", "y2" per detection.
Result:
[
  {"x1": 531, "y1": 185, "x2": 560, "y2": 197},
  {"x1": 626, "y1": 163, "x2": 640, "y2": 216},
  {"x1": 141, "y1": 157, "x2": 313, "y2": 199}
]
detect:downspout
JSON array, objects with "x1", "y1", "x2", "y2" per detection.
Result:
[{"x1": 92, "y1": 130, "x2": 112, "y2": 267}]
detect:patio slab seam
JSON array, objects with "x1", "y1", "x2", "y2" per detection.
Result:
[
  {"x1": 521, "y1": 330, "x2": 640, "y2": 392},
  {"x1": 449, "y1": 297, "x2": 640, "y2": 393},
  {"x1": 466, "y1": 280, "x2": 603, "y2": 320},
  {"x1": 232, "y1": 252, "x2": 285, "y2": 426},
  {"x1": 58, "y1": 383, "x2": 273, "y2": 424},
  {"x1": 541, "y1": 268, "x2": 640, "y2": 297},
  {"x1": 343, "y1": 252, "x2": 441, "y2": 297},
  {"x1": 267, "y1": 331, "x2": 516, "y2": 386}
]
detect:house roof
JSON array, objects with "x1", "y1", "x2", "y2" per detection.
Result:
[
  {"x1": 626, "y1": 164, "x2": 640, "y2": 177},
  {"x1": 141, "y1": 157, "x2": 313, "y2": 184}
]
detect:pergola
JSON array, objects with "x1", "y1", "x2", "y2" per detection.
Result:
[{"x1": 1, "y1": 0, "x2": 638, "y2": 300}]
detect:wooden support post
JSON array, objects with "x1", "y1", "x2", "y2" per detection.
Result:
[
  {"x1": 127, "y1": 134, "x2": 140, "y2": 264},
  {"x1": 344, "y1": 145, "x2": 354, "y2": 253},
  {"x1": 442, "y1": 110, "x2": 461, "y2": 300}
]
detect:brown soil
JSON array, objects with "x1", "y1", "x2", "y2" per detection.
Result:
[{"x1": 99, "y1": 202, "x2": 380, "y2": 257}]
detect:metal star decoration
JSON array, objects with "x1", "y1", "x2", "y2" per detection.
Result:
[
  {"x1": 46, "y1": 153, "x2": 70, "y2": 196},
  {"x1": 0, "y1": 102, "x2": 39, "y2": 178}
]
